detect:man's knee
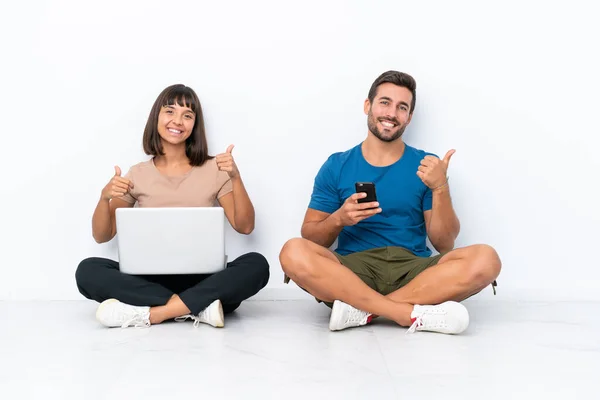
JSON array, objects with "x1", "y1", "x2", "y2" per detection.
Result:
[
  {"x1": 279, "y1": 238, "x2": 314, "y2": 280},
  {"x1": 466, "y1": 244, "x2": 501, "y2": 286}
]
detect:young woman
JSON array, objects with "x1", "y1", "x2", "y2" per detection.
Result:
[{"x1": 76, "y1": 84, "x2": 269, "y2": 329}]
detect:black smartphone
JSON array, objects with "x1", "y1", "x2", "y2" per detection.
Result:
[{"x1": 355, "y1": 182, "x2": 377, "y2": 204}]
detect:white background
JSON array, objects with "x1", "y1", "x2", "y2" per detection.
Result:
[{"x1": 1, "y1": 0, "x2": 598, "y2": 301}]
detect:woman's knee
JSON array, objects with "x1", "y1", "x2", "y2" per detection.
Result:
[
  {"x1": 75, "y1": 258, "x2": 99, "y2": 287},
  {"x1": 75, "y1": 257, "x2": 115, "y2": 292},
  {"x1": 75, "y1": 258, "x2": 103, "y2": 297},
  {"x1": 239, "y1": 252, "x2": 270, "y2": 283}
]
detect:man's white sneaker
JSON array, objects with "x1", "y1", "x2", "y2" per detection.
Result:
[
  {"x1": 407, "y1": 301, "x2": 469, "y2": 334},
  {"x1": 175, "y1": 299, "x2": 224, "y2": 328},
  {"x1": 329, "y1": 300, "x2": 373, "y2": 331},
  {"x1": 95, "y1": 299, "x2": 151, "y2": 328}
]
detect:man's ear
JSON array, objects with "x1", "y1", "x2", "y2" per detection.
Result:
[{"x1": 364, "y1": 98, "x2": 371, "y2": 115}]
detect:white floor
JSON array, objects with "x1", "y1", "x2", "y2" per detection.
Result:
[{"x1": 1, "y1": 299, "x2": 599, "y2": 400}]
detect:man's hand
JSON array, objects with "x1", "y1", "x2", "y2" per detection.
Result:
[
  {"x1": 216, "y1": 144, "x2": 240, "y2": 179},
  {"x1": 333, "y1": 192, "x2": 381, "y2": 226},
  {"x1": 417, "y1": 149, "x2": 455, "y2": 189}
]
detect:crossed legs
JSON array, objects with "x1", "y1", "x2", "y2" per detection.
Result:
[
  {"x1": 76, "y1": 252, "x2": 270, "y2": 328},
  {"x1": 279, "y1": 238, "x2": 501, "y2": 328}
]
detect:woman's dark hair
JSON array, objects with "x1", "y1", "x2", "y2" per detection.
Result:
[{"x1": 142, "y1": 84, "x2": 212, "y2": 166}]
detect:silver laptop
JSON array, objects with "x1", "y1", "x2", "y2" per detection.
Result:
[{"x1": 116, "y1": 207, "x2": 227, "y2": 275}]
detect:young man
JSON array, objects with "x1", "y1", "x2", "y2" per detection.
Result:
[{"x1": 279, "y1": 71, "x2": 501, "y2": 335}]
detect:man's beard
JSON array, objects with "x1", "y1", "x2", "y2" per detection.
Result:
[{"x1": 367, "y1": 111, "x2": 406, "y2": 143}]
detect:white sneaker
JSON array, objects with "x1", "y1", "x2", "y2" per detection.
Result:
[
  {"x1": 329, "y1": 300, "x2": 373, "y2": 331},
  {"x1": 175, "y1": 299, "x2": 224, "y2": 328},
  {"x1": 95, "y1": 299, "x2": 151, "y2": 328},
  {"x1": 407, "y1": 301, "x2": 469, "y2": 334}
]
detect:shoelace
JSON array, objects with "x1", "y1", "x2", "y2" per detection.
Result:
[
  {"x1": 407, "y1": 316, "x2": 422, "y2": 334},
  {"x1": 175, "y1": 314, "x2": 203, "y2": 328},
  {"x1": 345, "y1": 307, "x2": 368, "y2": 326},
  {"x1": 121, "y1": 314, "x2": 150, "y2": 329},
  {"x1": 406, "y1": 307, "x2": 449, "y2": 334}
]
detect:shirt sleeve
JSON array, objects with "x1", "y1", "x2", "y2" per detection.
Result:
[
  {"x1": 216, "y1": 173, "x2": 233, "y2": 199},
  {"x1": 118, "y1": 167, "x2": 137, "y2": 204},
  {"x1": 422, "y1": 187, "x2": 433, "y2": 211},
  {"x1": 420, "y1": 151, "x2": 438, "y2": 211},
  {"x1": 308, "y1": 156, "x2": 341, "y2": 214}
]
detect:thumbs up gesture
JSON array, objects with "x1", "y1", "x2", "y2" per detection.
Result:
[
  {"x1": 101, "y1": 166, "x2": 134, "y2": 201},
  {"x1": 216, "y1": 144, "x2": 240, "y2": 179},
  {"x1": 416, "y1": 150, "x2": 455, "y2": 190}
]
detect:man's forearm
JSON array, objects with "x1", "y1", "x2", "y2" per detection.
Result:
[
  {"x1": 428, "y1": 186, "x2": 460, "y2": 252},
  {"x1": 301, "y1": 212, "x2": 344, "y2": 248}
]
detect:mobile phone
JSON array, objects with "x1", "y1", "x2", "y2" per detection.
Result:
[{"x1": 355, "y1": 182, "x2": 377, "y2": 204}]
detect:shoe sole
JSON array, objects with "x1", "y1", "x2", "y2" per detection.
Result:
[
  {"x1": 328, "y1": 300, "x2": 343, "y2": 331},
  {"x1": 95, "y1": 298, "x2": 119, "y2": 327},
  {"x1": 214, "y1": 300, "x2": 224, "y2": 328},
  {"x1": 452, "y1": 302, "x2": 470, "y2": 334}
]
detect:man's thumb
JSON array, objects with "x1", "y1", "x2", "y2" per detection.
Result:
[
  {"x1": 443, "y1": 149, "x2": 456, "y2": 164},
  {"x1": 114, "y1": 166, "x2": 122, "y2": 176},
  {"x1": 226, "y1": 144, "x2": 234, "y2": 154}
]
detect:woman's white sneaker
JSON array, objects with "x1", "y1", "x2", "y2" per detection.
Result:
[
  {"x1": 175, "y1": 299, "x2": 224, "y2": 328},
  {"x1": 95, "y1": 299, "x2": 151, "y2": 328},
  {"x1": 407, "y1": 301, "x2": 469, "y2": 334}
]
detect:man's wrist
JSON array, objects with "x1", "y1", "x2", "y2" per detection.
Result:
[
  {"x1": 330, "y1": 210, "x2": 344, "y2": 228},
  {"x1": 431, "y1": 177, "x2": 449, "y2": 192},
  {"x1": 433, "y1": 184, "x2": 450, "y2": 194}
]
